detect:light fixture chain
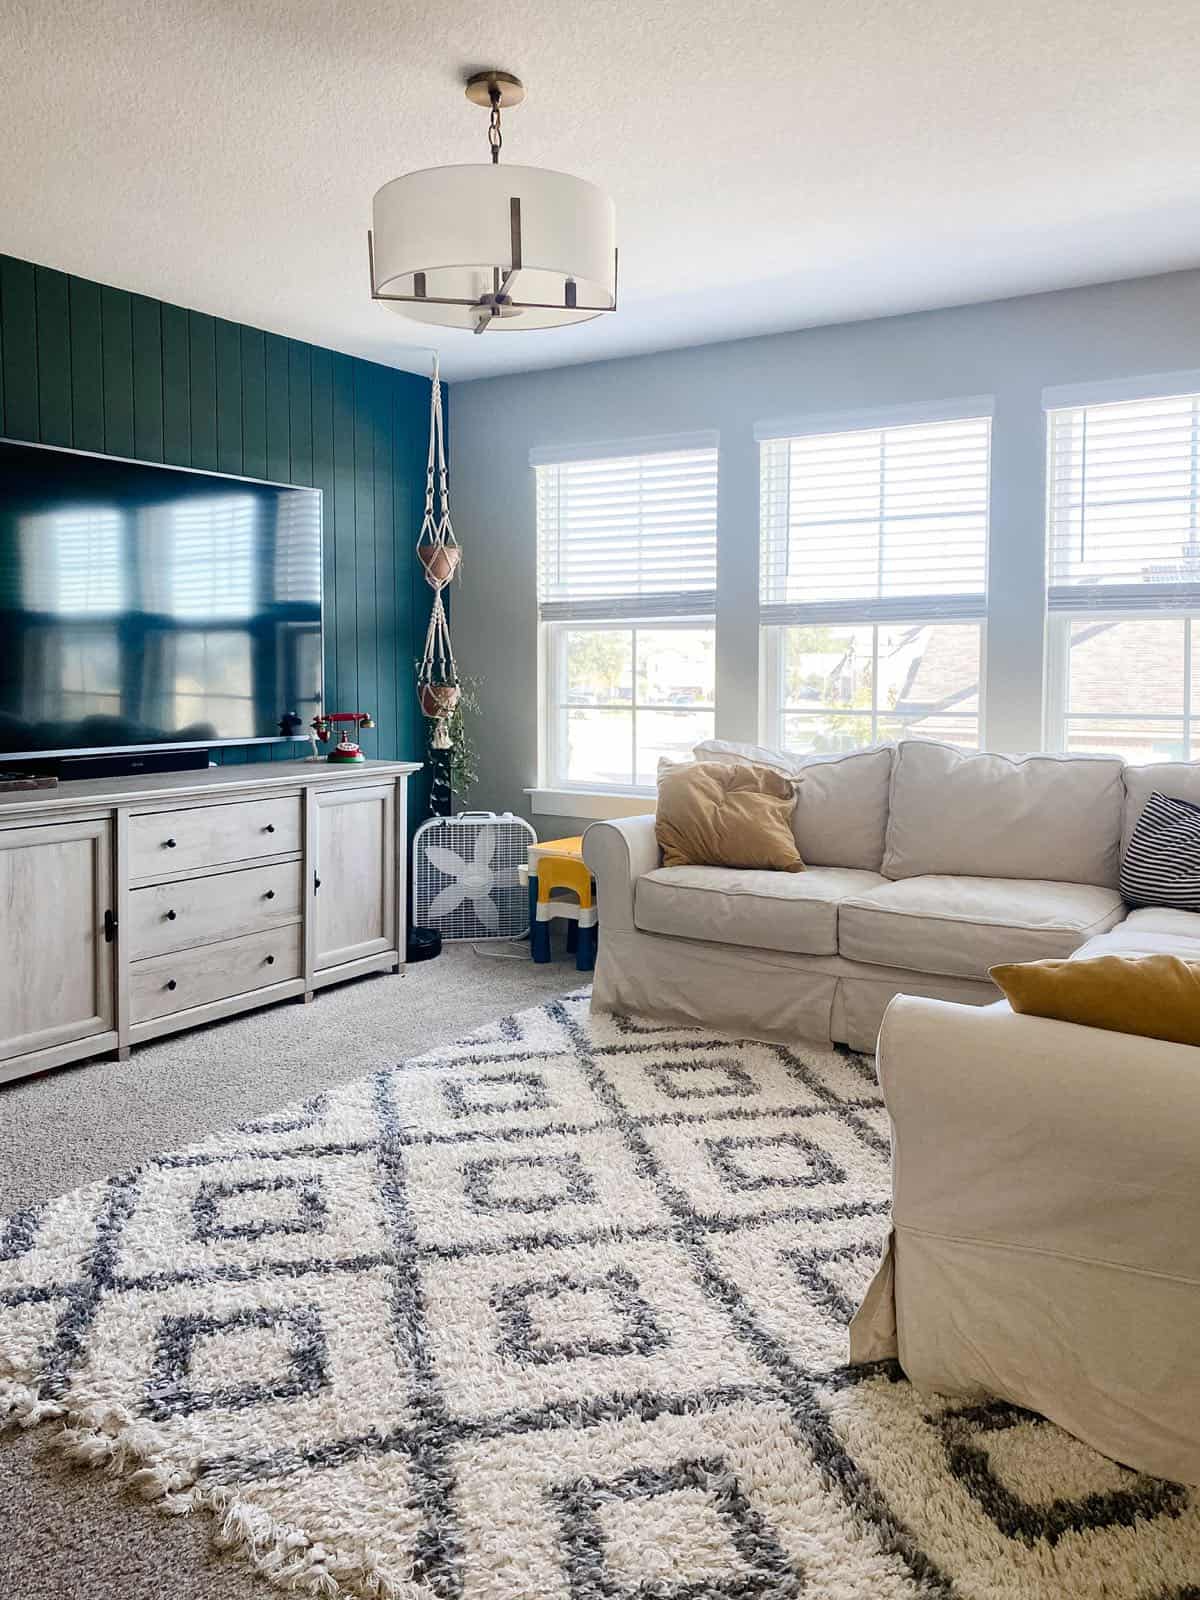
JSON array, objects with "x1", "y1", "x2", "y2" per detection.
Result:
[{"x1": 488, "y1": 85, "x2": 502, "y2": 164}]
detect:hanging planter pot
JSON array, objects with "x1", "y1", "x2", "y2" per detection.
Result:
[
  {"x1": 418, "y1": 682, "x2": 461, "y2": 720},
  {"x1": 417, "y1": 543, "x2": 461, "y2": 587}
]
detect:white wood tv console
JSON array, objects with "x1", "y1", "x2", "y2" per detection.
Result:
[{"x1": 0, "y1": 758, "x2": 421, "y2": 1086}]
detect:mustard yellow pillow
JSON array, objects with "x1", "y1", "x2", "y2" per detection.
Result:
[
  {"x1": 656, "y1": 760, "x2": 804, "y2": 872},
  {"x1": 990, "y1": 953, "x2": 1200, "y2": 1047}
]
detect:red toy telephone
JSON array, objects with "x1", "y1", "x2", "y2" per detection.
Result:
[{"x1": 311, "y1": 712, "x2": 375, "y2": 764}]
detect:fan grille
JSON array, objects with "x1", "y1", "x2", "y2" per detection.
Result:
[{"x1": 412, "y1": 813, "x2": 537, "y2": 941}]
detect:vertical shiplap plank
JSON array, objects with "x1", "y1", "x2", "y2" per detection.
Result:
[
  {"x1": 100, "y1": 287, "x2": 134, "y2": 458},
  {"x1": 131, "y1": 295, "x2": 164, "y2": 462},
  {"x1": 331, "y1": 352, "x2": 358, "y2": 714},
  {"x1": 393, "y1": 375, "x2": 413, "y2": 769},
  {"x1": 288, "y1": 341, "x2": 313, "y2": 486},
  {"x1": 160, "y1": 302, "x2": 191, "y2": 466},
  {"x1": 374, "y1": 369, "x2": 397, "y2": 761},
  {"x1": 68, "y1": 277, "x2": 104, "y2": 452},
  {"x1": 240, "y1": 326, "x2": 267, "y2": 480},
  {"x1": 34, "y1": 266, "x2": 71, "y2": 445},
  {"x1": 188, "y1": 312, "x2": 218, "y2": 471},
  {"x1": 310, "y1": 344, "x2": 336, "y2": 716},
  {"x1": 1, "y1": 257, "x2": 39, "y2": 440},
  {"x1": 352, "y1": 361, "x2": 378, "y2": 753},
  {"x1": 264, "y1": 333, "x2": 290, "y2": 484},
  {"x1": 215, "y1": 320, "x2": 243, "y2": 477}
]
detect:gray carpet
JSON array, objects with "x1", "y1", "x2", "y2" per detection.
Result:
[{"x1": 0, "y1": 943, "x2": 577, "y2": 1600}]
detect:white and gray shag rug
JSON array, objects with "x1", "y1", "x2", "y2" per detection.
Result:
[{"x1": 1, "y1": 992, "x2": 1198, "y2": 1599}]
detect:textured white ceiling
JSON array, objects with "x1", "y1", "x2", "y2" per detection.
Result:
[{"x1": 2, "y1": 0, "x2": 1199, "y2": 382}]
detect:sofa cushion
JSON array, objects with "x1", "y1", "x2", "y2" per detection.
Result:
[
  {"x1": 789, "y1": 746, "x2": 892, "y2": 872},
  {"x1": 634, "y1": 865, "x2": 887, "y2": 957},
  {"x1": 1121, "y1": 760, "x2": 1200, "y2": 853},
  {"x1": 691, "y1": 737, "x2": 798, "y2": 778},
  {"x1": 694, "y1": 739, "x2": 893, "y2": 871},
  {"x1": 839, "y1": 875, "x2": 1126, "y2": 980},
  {"x1": 882, "y1": 741, "x2": 1124, "y2": 887},
  {"x1": 1123, "y1": 906, "x2": 1200, "y2": 940},
  {"x1": 1074, "y1": 905, "x2": 1200, "y2": 963}
]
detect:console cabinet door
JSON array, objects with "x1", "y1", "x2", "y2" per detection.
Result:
[
  {"x1": 310, "y1": 784, "x2": 397, "y2": 971},
  {"x1": 0, "y1": 818, "x2": 114, "y2": 1062}
]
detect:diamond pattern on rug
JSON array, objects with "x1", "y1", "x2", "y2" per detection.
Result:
[
  {"x1": 422, "y1": 1232, "x2": 766, "y2": 1420},
  {"x1": 638, "y1": 1106, "x2": 889, "y2": 1224},
  {"x1": 403, "y1": 1125, "x2": 670, "y2": 1250},
  {"x1": 2, "y1": 989, "x2": 1197, "y2": 1600},
  {"x1": 115, "y1": 1149, "x2": 391, "y2": 1279}
]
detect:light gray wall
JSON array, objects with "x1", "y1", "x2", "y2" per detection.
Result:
[{"x1": 450, "y1": 269, "x2": 1200, "y2": 838}]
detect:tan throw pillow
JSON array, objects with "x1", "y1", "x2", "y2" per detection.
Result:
[
  {"x1": 990, "y1": 953, "x2": 1200, "y2": 1048},
  {"x1": 656, "y1": 760, "x2": 804, "y2": 872}
]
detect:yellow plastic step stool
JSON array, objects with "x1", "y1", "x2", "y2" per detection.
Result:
[{"x1": 523, "y1": 836, "x2": 597, "y2": 970}]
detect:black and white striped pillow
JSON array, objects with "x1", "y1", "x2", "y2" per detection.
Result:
[{"x1": 1120, "y1": 790, "x2": 1200, "y2": 910}]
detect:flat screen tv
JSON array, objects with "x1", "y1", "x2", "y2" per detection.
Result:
[{"x1": 0, "y1": 439, "x2": 322, "y2": 761}]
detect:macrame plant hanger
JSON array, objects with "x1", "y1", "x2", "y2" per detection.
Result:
[{"x1": 416, "y1": 353, "x2": 460, "y2": 816}]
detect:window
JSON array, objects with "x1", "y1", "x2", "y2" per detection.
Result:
[
  {"x1": 1046, "y1": 389, "x2": 1200, "y2": 762},
  {"x1": 759, "y1": 411, "x2": 990, "y2": 754},
  {"x1": 536, "y1": 442, "x2": 717, "y2": 789}
]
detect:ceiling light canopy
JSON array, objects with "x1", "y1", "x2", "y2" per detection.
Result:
[{"x1": 368, "y1": 71, "x2": 617, "y2": 336}]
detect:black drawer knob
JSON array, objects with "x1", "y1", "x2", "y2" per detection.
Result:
[
  {"x1": 264, "y1": 889, "x2": 276, "y2": 900},
  {"x1": 165, "y1": 909, "x2": 177, "y2": 921},
  {"x1": 265, "y1": 823, "x2": 276, "y2": 834},
  {"x1": 265, "y1": 953, "x2": 275, "y2": 965},
  {"x1": 165, "y1": 837, "x2": 177, "y2": 848},
  {"x1": 166, "y1": 978, "x2": 177, "y2": 991}
]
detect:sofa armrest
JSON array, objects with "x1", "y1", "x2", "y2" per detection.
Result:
[
  {"x1": 583, "y1": 815, "x2": 660, "y2": 933},
  {"x1": 876, "y1": 995, "x2": 1200, "y2": 1281}
]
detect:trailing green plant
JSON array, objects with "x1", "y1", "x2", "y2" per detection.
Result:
[
  {"x1": 416, "y1": 661, "x2": 482, "y2": 807},
  {"x1": 442, "y1": 673, "x2": 482, "y2": 803}
]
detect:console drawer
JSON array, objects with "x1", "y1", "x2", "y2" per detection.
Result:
[
  {"x1": 127, "y1": 861, "x2": 303, "y2": 959},
  {"x1": 128, "y1": 794, "x2": 301, "y2": 879},
  {"x1": 129, "y1": 924, "x2": 303, "y2": 1023}
]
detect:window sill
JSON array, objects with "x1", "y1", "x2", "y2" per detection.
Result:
[{"x1": 526, "y1": 787, "x2": 656, "y2": 821}]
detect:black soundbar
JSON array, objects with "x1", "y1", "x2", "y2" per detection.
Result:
[{"x1": 44, "y1": 748, "x2": 212, "y2": 781}]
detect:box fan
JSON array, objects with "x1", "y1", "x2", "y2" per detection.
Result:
[{"x1": 412, "y1": 812, "x2": 537, "y2": 940}]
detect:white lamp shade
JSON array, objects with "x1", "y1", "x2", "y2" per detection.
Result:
[{"x1": 371, "y1": 164, "x2": 615, "y2": 330}]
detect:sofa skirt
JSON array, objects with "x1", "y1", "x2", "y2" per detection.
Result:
[{"x1": 589, "y1": 924, "x2": 997, "y2": 1053}]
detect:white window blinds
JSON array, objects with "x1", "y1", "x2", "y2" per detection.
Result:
[
  {"x1": 1047, "y1": 392, "x2": 1200, "y2": 613},
  {"x1": 759, "y1": 415, "x2": 991, "y2": 623},
  {"x1": 536, "y1": 446, "x2": 718, "y2": 621}
]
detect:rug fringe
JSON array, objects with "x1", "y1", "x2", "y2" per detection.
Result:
[
  {"x1": 0, "y1": 1373, "x2": 416, "y2": 1600},
  {"x1": 0, "y1": 1374, "x2": 65, "y2": 1430}
]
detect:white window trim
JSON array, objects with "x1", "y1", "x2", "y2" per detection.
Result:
[
  {"x1": 529, "y1": 430, "x2": 719, "y2": 468},
  {"x1": 1042, "y1": 382, "x2": 1200, "y2": 758},
  {"x1": 539, "y1": 615, "x2": 716, "y2": 796},
  {"x1": 754, "y1": 393, "x2": 994, "y2": 444},
  {"x1": 1042, "y1": 368, "x2": 1200, "y2": 412},
  {"x1": 756, "y1": 404, "x2": 991, "y2": 752},
  {"x1": 525, "y1": 787, "x2": 657, "y2": 821}
]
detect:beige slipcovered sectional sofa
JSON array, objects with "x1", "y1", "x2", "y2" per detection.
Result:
[
  {"x1": 583, "y1": 738, "x2": 1200, "y2": 1484},
  {"x1": 584, "y1": 738, "x2": 1151, "y2": 1053}
]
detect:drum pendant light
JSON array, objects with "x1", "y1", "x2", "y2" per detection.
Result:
[{"x1": 368, "y1": 70, "x2": 617, "y2": 335}]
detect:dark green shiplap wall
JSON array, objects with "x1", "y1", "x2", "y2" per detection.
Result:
[{"x1": 0, "y1": 253, "x2": 434, "y2": 791}]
